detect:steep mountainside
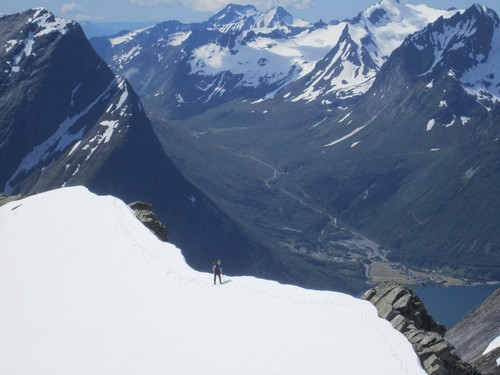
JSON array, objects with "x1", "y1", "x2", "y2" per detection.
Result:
[
  {"x1": 446, "y1": 288, "x2": 500, "y2": 375},
  {"x1": 306, "y1": 4, "x2": 500, "y2": 276},
  {"x1": 88, "y1": 1, "x2": 500, "y2": 285},
  {"x1": 0, "y1": 9, "x2": 360, "y2": 292}
]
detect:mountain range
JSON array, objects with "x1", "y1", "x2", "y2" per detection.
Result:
[
  {"x1": 91, "y1": 1, "x2": 460, "y2": 115},
  {"x1": 0, "y1": 8, "x2": 358, "y2": 292},
  {"x1": 90, "y1": 1, "x2": 500, "y2": 285},
  {"x1": 1, "y1": 3, "x2": 499, "y2": 372}
]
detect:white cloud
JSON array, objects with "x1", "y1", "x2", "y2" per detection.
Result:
[
  {"x1": 60, "y1": 2, "x2": 101, "y2": 22},
  {"x1": 61, "y1": 2, "x2": 83, "y2": 13},
  {"x1": 73, "y1": 14, "x2": 97, "y2": 22},
  {"x1": 129, "y1": 0, "x2": 311, "y2": 14}
]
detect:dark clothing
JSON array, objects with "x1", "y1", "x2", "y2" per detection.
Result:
[
  {"x1": 213, "y1": 261, "x2": 222, "y2": 284},
  {"x1": 214, "y1": 272, "x2": 222, "y2": 285}
]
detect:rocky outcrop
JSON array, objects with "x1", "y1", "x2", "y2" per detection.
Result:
[
  {"x1": 362, "y1": 282, "x2": 481, "y2": 375},
  {"x1": 0, "y1": 194, "x2": 21, "y2": 207},
  {"x1": 446, "y1": 288, "x2": 500, "y2": 375},
  {"x1": 474, "y1": 348, "x2": 500, "y2": 375},
  {"x1": 129, "y1": 202, "x2": 169, "y2": 242}
]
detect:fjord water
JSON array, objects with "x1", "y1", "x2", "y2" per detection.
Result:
[{"x1": 414, "y1": 284, "x2": 499, "y2": 328}]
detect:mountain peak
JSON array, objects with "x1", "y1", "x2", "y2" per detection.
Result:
[
  {"x1": 23, "y1": 7, "x2": 75, "y2": 37},
  {"x1": 255, "y1": 6, "x2": 293, "y2": 28},
  {"x1": 466, "y1": 2, "x2": 500, "y2": 22},
  {"x1": 208, "y1": 3, "x2": 257, "y2": 25}
]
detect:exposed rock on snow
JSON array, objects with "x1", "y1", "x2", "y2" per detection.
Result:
[
  {"x1": 363, "y1": 282, "x2": 481, "y2": 375},
  {"x1": 129, "y1": 201, "x2": 169, "y2": 242}
]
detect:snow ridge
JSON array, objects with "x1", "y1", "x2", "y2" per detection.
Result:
[{"x1": 0, "y1": 187, "x2": 428, "y2": 375}]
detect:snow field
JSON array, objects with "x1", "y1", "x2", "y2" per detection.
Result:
[{"x1": 0, "y1": 187, "x2": 426, "y2": 375}]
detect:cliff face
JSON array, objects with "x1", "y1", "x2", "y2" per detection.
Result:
[
  {"x1": 446, "y1": 288, "x2": 500, "y2": 375},
  {"x1": 362, "y1": 282, "x2": 481, "y2": 375}
]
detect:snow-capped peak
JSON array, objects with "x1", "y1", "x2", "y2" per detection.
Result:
[
  {"x1": 2, "y1": 9, "x2": 75, "y2": 80},
  {"x1": 27, "y1": 8, "x2": 74, "y2": 37},
  {"x1": 253, "y1": 6, "x2": 309, "y2": 29},
  {"x1": 207, "y1": 4, "x2": 257, "y2": 30},
  {"x1": 405, "y1": 4, "x2": 500, "y2": 105},
  {"x1": 0, "y1": 186, "x2": 428, "y2": 375},
  {"x1": 286, "y1": 1, "x2": 458, "y2": 103},
  {"x1": 95, "y1": 1, "x2": 464, "y2": 108},
  {"x1": 358, "y1": 0, "x2": 459, "y2": 61},
  {"x1": 206, "y1": 4, "x2": 310, "y2": 33}
]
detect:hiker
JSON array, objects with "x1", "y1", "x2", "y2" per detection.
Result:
[{"x1": 212, "y1": 259, "x2": 223, "y2": 284}]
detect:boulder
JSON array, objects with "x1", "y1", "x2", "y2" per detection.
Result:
[{"x1": 128, "y1": 201, "x2": 169, "y2": 242}]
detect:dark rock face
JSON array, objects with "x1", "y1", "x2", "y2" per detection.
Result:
[
  {"x1": 363, "y1": 282, "x2": 481, "y2": 375},
  {"x1": 129, "y1": 201, "x2": 169, "y2": 242},
  {"x1": 475, "y1": 348, "x2": 500, "y2": 375},
  {"x1": 446, "y1": 288, "x2": 500, "y2": 375}
]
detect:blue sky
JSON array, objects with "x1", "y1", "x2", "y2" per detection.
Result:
[{"x1": 2, "y1": 0, "x2": 500, "y2": 24}]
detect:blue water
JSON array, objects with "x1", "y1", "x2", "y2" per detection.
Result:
[{"x1": 413, "y1": 284, "x2": 499, "y2": 329}]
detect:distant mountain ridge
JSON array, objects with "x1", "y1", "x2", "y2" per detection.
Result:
[
  {"x1": 0, "y1": 8, "x2": 366, "y2": 293},
  {"x1": 91, "y1": 0, "x2": 459, "y2": 115},
  {"x1": 90, "y1": 1, "x2": 500, "y2": 284}
]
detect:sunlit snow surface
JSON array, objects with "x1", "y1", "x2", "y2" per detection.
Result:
[{"x1": 0, "y1": 187, "x2": 426, "y2": 375}]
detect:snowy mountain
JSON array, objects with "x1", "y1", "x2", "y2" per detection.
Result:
[
  {"x1": 91, "y1": 0, "x2": 458, "y2": 115},
  {"x1": 204, "y1": 4, "x2": 309, "y2": 33},
  {"x1": 276, "y1": 4, "x2": 500, "y2": 278},
  {"x1": 400, "y1": 4, "x2": 500, "y2": 107},
  {"x1": 0, "y1": 8, "x2": 368, "y2": 292},
  {"x1": 285, "y1": 0, "x2": 459, "y2": 104},
  {"x1": 0, "y1": 8, "x2": 138, "y2": 194},
  {"x1": 0, "y1": 186, "x2": 428, "y2": 375},
  {"x1": 138, "y1": 3, "x2": 500, "y2": 285}
]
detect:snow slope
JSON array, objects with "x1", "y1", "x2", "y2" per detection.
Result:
[{"x1": 0, "y1": 187, "x2": 426, "y2": 375}]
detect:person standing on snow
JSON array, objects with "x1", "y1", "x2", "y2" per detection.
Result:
[{"x1": 212, "y1": 259, "x2": 223, "y2": 284}]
